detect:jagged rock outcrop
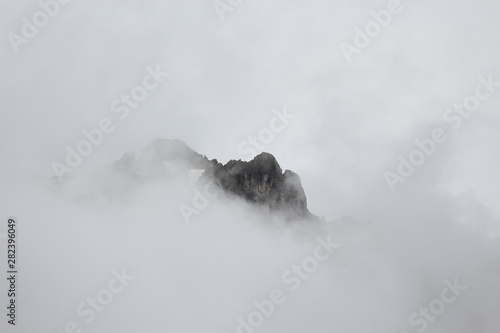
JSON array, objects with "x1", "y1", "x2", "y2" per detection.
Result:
[
  {"x1": 58, "y1": 138, "x2": 314, "y2": 220},
  {"x1": 213, "y1": 152, "x2": 311, "y2": 219}
]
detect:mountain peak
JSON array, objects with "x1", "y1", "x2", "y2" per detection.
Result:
[
  {"x1": 58, "y1": 139, "x2": 315, "y2": 221},
  {"x1": 211, "y1": 150, "x2": 311, "y2": 220}
]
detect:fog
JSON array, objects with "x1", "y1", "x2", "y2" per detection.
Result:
[{"x1": 0, "y1": 0, "x2": 499, "y2": 332}]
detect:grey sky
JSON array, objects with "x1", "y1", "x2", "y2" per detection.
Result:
[{"x1": 0, "y1": 0, "x2": 498, "y2": 332}]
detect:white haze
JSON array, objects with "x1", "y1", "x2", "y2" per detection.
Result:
[{"x1": 0, "y1": 0, "x2": 499, "y2": 332}]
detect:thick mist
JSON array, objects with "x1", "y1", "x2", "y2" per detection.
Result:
[
  {"x1": 1, "y1": 167, "x2": 498, "y2": 333},
  {"x1": 0, "y1": 0, "x2": 499, "y2": 332}
]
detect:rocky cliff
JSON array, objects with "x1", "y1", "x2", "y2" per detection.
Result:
[
  {"x1": 58, "y1": 138, "x2": 315, "y2": 220},
  {"x1": 213, "y1": 152, "x2": 311, "y2": 219},
  {"x1": 140, "y1": 139, "x2": 313, "y2": 219}
]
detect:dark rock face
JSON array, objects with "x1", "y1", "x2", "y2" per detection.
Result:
[
  {"x1": 140, "y1": 140, "x2": 312, "y2": 218},
  {"x1": 66, "y1": 139, "x2": 313, "y2": 219},
  {"x1": 213, "y1": 153, "x2": 311, "y2": 219}
]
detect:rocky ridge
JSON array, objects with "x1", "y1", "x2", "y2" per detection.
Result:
[
  {"x1": 114, "y1": 139, "x2": 313, "y2": 219},
  {"x1": 57, "y1": 138, "x2": 316, "y2": 221}
]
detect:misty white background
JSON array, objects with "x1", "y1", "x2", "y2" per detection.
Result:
[{"x1": 0, "y1": 0, "x2": 499, "y2": 332}]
